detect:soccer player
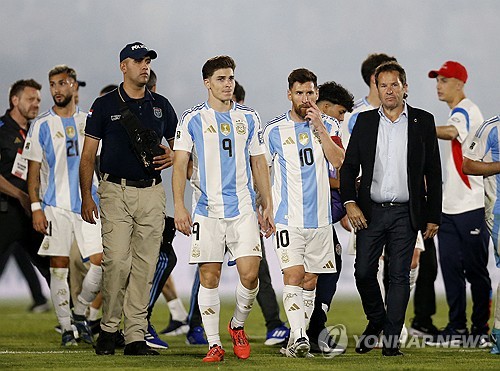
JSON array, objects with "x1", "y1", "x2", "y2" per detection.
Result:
[
  {"x1": 263, "y1": 68, "x2": 344, "y2": 357},
  {"x1": 305, "y1": 80, "x2": 353, "y2": 354},
  {"x1": 462, "y1": 115, "x2": 500, "y2": 352},
  {"x1": 342, "y1": 53, "x2": 397, "y2": 145},
  {"x1": 426, "y1": 61, "x2": 491, "y2": 347},
  {"x1": 23, "y1": 65, "x2": 103, "y2": 346},
  {"x1": 172, "y1": 55, "x2": 274, "y2": 362}
]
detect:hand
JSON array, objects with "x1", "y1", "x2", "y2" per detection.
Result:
[
  {"x1": 340, "y1": 214, "x2": 352, "y2": 232},
  {"x1": 305, "y1": 101, "x2": 325, "y2": 134},
  {"x1": 32, "y1": 209, "x2": 48, "y2": 235},
  {"x1": 259, "y1": 206, "x2": 276, "y2": 238},
  {"x1": 423, "y1": 222, "x2": 439, "y2": 239},
  {"x1": 345, "y1": 202, "x2": 367, "y2": 231},
  {"x1": 18, "y1": 192, "x2": 31, "y2": 216},
  {"x1": 81, "y1": 196, "x2": 99, "y2": 224},
  {"x1": 174, "y1": 206, "x2": 192, "y2": 236},
  {"x1": 153, "y1": 144, "x2": 174, "y2": 171}
]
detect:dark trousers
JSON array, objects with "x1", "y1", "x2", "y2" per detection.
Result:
[
  {"x1": 0, "y1": 200, "x2": 50, "y2": 285},
  {"x1": 188, "y1": 235, "x2": 283, "y2": 331},
  {"x1": 412, "y1": 237, "x2": 437, "y2": 326},
  {"x1": 355, "y1": 204, "x2": 416, "y2": 347},
  {"x1": 147, "y1": 217, "x2": 177, "y2": 320},
  {"x1": 307, "y1": 226, "x2": 343, "y2": 337},
  {"x1": 438, "y1": 209, "x2": 491, "y2": 331}
]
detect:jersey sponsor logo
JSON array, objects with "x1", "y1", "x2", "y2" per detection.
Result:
[
  {"x1": 14, "y1": 137, "x2": 22, "y2": 144},
  {"x1": 236, "y1": 123, "x2": 246, "y2": 135},
  {"x1": 111, "y1": 115, "x2": 121, "y2": 121},
  {"x1": 283, "y1": 136, "x2": 295, "y2": 145},
  {"x1": 65, "y1": 126, "x2": 76, "y2": 139},
  {"x1": 220, "y1": 123, "x2": 231, "y2": 136},
  {"x1": 54, "y1": 131, "x2": 64, "y2": 139},
  {"x1": 153, "y1": 107, "x2": 162, "y2": 118},
  {"x1": 298, "y1": 132, "x2": 309, "y2": 146},
  {"x1": 204, "y1": 125, "x2": 216, "y2": 134}
]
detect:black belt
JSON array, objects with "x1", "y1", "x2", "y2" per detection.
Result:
[
  {"x1": 104, "y1": 174, "x2": 162, "y2": 188},
  {"x1": 373, "y1": 201, "x2": 408, "y2": 208}
]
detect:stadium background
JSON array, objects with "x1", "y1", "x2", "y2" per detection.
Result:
[{"x1": 1, "y1": 0, "x2": 499, "y2": 300}]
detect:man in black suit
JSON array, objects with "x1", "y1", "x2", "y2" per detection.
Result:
[{"x1": 340, "y1": 61, "x2": 442, "y2": 356}]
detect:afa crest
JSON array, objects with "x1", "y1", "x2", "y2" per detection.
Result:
[
  {"x1": 220, "y1": 123, "x2": 231, "y2": 136},
  {"x1": 236, "y1": 123, "x2": 246, "y2": 135},
  {"x1": 65, "y1": 126, "x2": 76, "y2": 139},
  {"x1": 298, "y1": 132, "x2": 309, "y2": 146}
]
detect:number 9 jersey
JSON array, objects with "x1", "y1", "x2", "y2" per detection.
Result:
[
  {"x1": 174, "y1": 101, "x2": 264, "y2": 219},
  {"x1": 23, "y1": 108, "x2": 99, "y2": 213},
  {"x1": 263, "y1": 112, "x2": 340, "y2": 228}
]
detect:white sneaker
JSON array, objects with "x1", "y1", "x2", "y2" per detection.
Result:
[{"x1": 285, "y1": 337, "x2": 310, "y2": 358}]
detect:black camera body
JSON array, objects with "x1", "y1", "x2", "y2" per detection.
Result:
[{"x1": 132, "y1": 127, "x2": 164, "y2": 175}]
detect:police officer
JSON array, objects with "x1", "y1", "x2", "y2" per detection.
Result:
[
  {"x1": 80, "y1": 42, "x2": 177, "y2": 356},
  {"x1": 0, "y1": 79, "x2": 50, "y2": 298}
]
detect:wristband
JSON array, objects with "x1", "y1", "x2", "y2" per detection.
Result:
[{"x1": 31, "y1": 202, "x2": 42, "y2": 212}]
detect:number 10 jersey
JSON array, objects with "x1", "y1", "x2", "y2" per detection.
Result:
[{"x1": 264, "y1": 111, "x2": 339, "y2": 228}]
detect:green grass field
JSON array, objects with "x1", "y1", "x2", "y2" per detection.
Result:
[{"x1": 0, "y1": 297, "x2": 497, "y2": 370}]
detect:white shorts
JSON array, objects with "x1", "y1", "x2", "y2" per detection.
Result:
[
  {"x1": 38, "y1": 206, "x2": 103, "y2": 259},
  {"x1": 274, "y1": 223, "x2": 336, "y2": 273},
  {"x1": 189, "y1": 212, "x2": 262, "y2": 264}
]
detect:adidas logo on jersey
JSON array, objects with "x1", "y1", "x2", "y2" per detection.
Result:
[
  {"x1": 288, "y1": 303, "x2": 300, "y2": 311},
  {"x1": 323, "y1": 260, "x2": 334, "y2": 269},
  {"x1": 205, "y1": 125, "x2": 216, "y2": 133},
  {"x1": 54, "y1": 131, "x2": 64, "y2": 139},
  {"x1": 253, "y1": 245, "x2": 261, "y2": 252},
  {"x1": 14, "y1": 137, "x2": 22, "y2": 144},
  {"x1": 202, "y1": 308, "x2": 216, "y2": 316},
  {"x1": 283, "y1": 136, "x2": 295, "y2": 145}
]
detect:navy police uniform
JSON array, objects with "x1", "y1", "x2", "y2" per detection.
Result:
[{"x1": 85, "y1": 83, "x2": 177, "y2": 344}]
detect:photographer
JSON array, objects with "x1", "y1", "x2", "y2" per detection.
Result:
[{"x1": 80, "y1": 42, "x2": 177, "y2": 356}]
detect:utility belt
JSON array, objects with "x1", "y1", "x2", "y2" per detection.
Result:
[{"x1": 103, "y1": 173, "x2": 162, "y2": 188}]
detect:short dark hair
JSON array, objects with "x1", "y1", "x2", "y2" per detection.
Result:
[
  {"x1": 318, "y1": 81, "x2": 355, "y2": 112},
  {"x1": 361, "y1": 53, "x2": 397, "y2": 86},
  {"x1": 9, "y1": 79, "x2": 42, "y2": 109},
  {"x1": 99, "y1": 84, "x2": 118, "y2": 96},
  {"x1": 147, "y1": 69, "x2": 157, "y2": 91},
  {"x1": 288, "y1": 68, "x2": 317, "y2": 89},
  {"x1": 233, "y1": 81, "x2": 245, "y2": 103},
  {"x1": 202, "y1": 56, "x2": 236, "y2": 79},
  {"x1": 375, "y1": 61, "x2": 407, "y2": 87},
  {"x1": 48, "y1": 65, "x2": 77, "y2": 81}
]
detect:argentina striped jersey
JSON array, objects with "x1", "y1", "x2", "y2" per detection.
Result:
[
  {"x1": 174, "y1": 102, "x2": 264, "y2": 218},
  {"x1": 464, "y1": 115, "x2": 500, "y2": 216},
  {"x1": 23, "y1": 108, "x2": 99, "y2": 213},
  {"x1": 264, "y1": 111, "x2": 338, "y2": 228}
]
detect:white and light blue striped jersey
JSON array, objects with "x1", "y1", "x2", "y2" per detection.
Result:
[
  {"x1": 442, "y1": 98, "x2": 484, "y2": 214},
  {"x1": 464, "y1": 115, "x2": 500, "y2": 218},
  {"x1": 264, "y1": 111, "x2": 339, "y2": 228},
  {"x1": 174, "y1": 101, "x2": 264, "y2": 218},
  {"x1": 341, "y1": 97, "x2": 376, "y2": 147},
  {"x1": 22, "y1": 108, "x2": 99, "y2": 213}
]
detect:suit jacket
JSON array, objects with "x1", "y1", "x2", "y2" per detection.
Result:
[{"x1": 340, "y1": 105, "x2": 442, "y2": 231}]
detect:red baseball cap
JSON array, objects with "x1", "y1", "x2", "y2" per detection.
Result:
[{"x1": 428, "y1": 61, "x2": 468, "y2": 83}]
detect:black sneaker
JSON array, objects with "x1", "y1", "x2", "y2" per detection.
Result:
[
  {"x1": 409, "y1": 319, "x2": 439, "y2": 338},
  {"x1": 124, "y1": 341, "x2": 159, "y2": 356},
  {"x1": 95, "y1": 330, "x2": 116, "y2": 355},
  {"x1": 425, "y1": 325, "x2": 468, "y2": 347},
  {"x1": 160, "y1": 319, "x2": 189, "y2": 336}
]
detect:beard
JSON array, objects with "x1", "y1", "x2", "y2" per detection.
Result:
[
  {"x1": 53, "y1": 94, "x2": 72, "y2": 108},
  {"x1": 293, "y1": 103, "x2": 310, "y2": 120}
]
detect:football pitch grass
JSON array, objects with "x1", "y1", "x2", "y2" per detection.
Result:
[{"x1": 0, "y1": 297, "x2": 497, "y2": 370}]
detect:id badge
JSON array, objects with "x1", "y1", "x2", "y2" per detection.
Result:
[{"x1": 11, "y1": 149, "x2": 28, "y2": 180}]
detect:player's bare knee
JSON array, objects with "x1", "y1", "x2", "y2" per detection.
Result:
[
  {"x1": 89, "y1": 252, "x2": 103, "y2": 266},
  {"x1": 50, "y1": 256, "x2": 69, "y2": 268},
  {"x1": 302, "y1": 272, "x2": 318, "y2": 290}
]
